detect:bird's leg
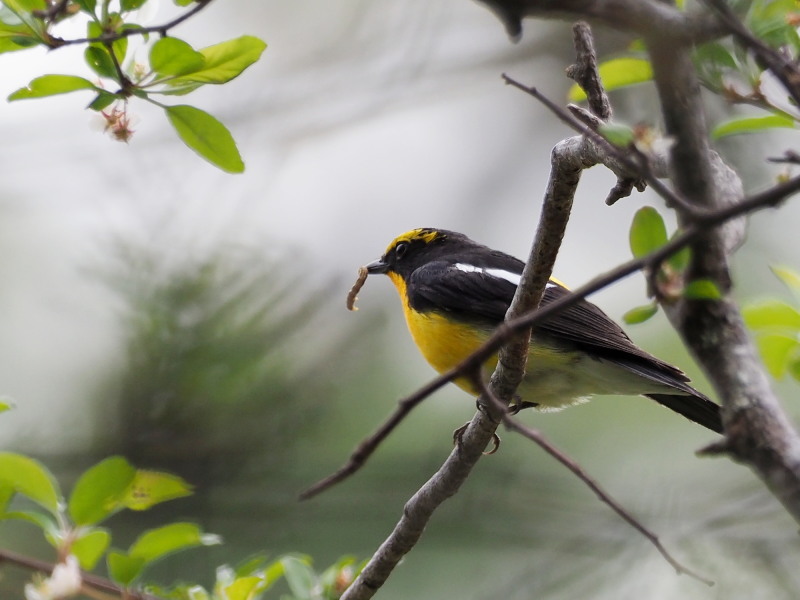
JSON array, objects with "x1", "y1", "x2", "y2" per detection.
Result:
[
  {"x1": 508, "y1": 395, "x2": 538, "y2": 415},
  {"x1": 451, "y1": 398, "x2": 502, "y2": 454}
]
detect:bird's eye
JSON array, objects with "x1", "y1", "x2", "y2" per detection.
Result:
[{"x1": 395, "y1": 242, "x2": 409, "y2": 260}]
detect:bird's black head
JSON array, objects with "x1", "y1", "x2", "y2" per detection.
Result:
[{"x1": 365, "y1": 228, "x2": 480, "y2": 280}]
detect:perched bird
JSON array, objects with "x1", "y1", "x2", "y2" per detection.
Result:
[{"x1": 363, "y1": 228, "x2": 722, "y2": 434}]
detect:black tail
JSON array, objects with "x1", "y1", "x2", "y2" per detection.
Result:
[{"x1": 645, "y1": 392, "x2": 723, "y2": 434}]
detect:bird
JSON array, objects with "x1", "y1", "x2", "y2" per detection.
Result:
[{"x1": 362, "y1": 227, "x2": 722, "y2": 434}]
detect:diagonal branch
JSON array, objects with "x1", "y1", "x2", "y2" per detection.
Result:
[
  {"x1": 475, "y1": 376, "x2": 713, "y2": 585},
  {"x1": 0, "y1": 547, "x2": 160, "y2": 600}
]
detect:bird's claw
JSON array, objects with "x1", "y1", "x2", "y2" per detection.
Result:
[{"x1": 453, "y1": 422, "x2": 501, "y2": 455}]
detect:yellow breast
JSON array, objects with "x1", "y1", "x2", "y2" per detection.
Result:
[
  {"x1": 388, "y1": 272, "x2": 494, "y2": 395},
  {"x1": 386, "y1": 271, "x2": 593, "y2": 409}
]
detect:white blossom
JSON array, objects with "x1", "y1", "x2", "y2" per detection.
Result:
[{"x1": 24, "y1": 555, "x2": 82, "y2": 600}]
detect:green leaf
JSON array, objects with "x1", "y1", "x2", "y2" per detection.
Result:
[
  {"x1": 771, "y1": 265, "x2": 800, "y2": 297},
  {"x1": 174, "y1": 0, "x2": 195, "y2": 5},
  {"x1": 73, "y1": 0, "x2": 96, "y2": 15},
  {"x1": 156, "y1": 82, "x2": 203, "y2": 96},
  {"x1": 150, "y1": 37, "x2": 205, "y2": 77},
  {"x1": 319, "y1": 555, "x2": 358, "y2": 595},
  {"x1": 665, "y1": 232, "x2": 691, "y2": 272},
  {"x1": 72, "y1": 528, "x2": 111, "y2": 570},
  {"x1": 754, "y1": 333, "x2": 799, "y2": 379},
  {"x1": 222, "y1": 577, "x2": 262, "y2": 600},
  {"x1": 0, "y1": 21, "x2": 42, "y2": 53},
  {"x1": 598, "y1": 122, "x2": 635, "y2": 147},
  {"x1": 629, "y1": 206, "x2": 668, "y2": 259},
  {"x1": 0, "y1": 453, "x2": 60, "y2": 514},
  {"x1": 1, "y1": 0, "x2": 47, "y2": 44},
  {"x1": 1, "y1": 509, "x2": 59, "y2": 540},
  {"x1": 68, "y1": 456, "x2": 136, "y2": 525},
  {"x1": 8, "y1": 74, "x2": 100, "y2": 100},
  {"x1": 711, "y1": 114, "x2": 796, "y2": 139},
  {"x1": 568, "y1": 57, "x2": 653, "y2": 102},
  {"x1": 128, "y1": 522, "x2": 221, "y2": 563},
  {"x1": 623, "y1": 302, "x2": 659, "y2": 325},
  {"x1": 121, "y1": 468, "x2": 193, "y2": 510},
  {"x1": 262, "y1": 557, "x2": 289, "y2": 591},
  {"x1": 789, "y1": 352, "x2": 800, "y2": 382},
  {"x1": 281, "y1": 555, "x2": 316, "y2": 600},
  {"x1": 3, "y1": 0, "x2": 46, "y2": 10},
  {"x1": 168, "y1": 35, "x2": 266, "y2": 85},
  {"x1": 87, "y1": 90, "x2": 119, "y2": 111},
  {"x1": 121, "y1": 0, "x2": 148, "y2": 10},
  {"x1": 165, "y1": 105, "x2": 244, "y2": 173},
  {"x1": 683, "y1": 279, "x2": 722, "y2": 300},
  {"x1": 747, "y1": 0, "x2": 800, "y2": 47},
  {"x1": 694, "y1": 42, "x2": 738, "y2": 88},
  {"x1": 0, "y1": 397, "x2": 14, "y2": 413},
  {"x1": 0, "y1": 486, "x2": 12, "y2": 513},
  {"x1": 233, "y1": 554, "x2": 270, "y2": 578},
  {"x1": 85, "y1": 46, "x2": 118, "y2": 79},
  {"x1": 108, "y1": 551, "x2": 147, "y2": 586},
  {"x1": 743, "y1": 299, "x2": 800, "y2": 332},
  {"x1": 86, "y1": 20, "x2": 128, "y2": 64},
  {"x1": 0, "y1": 35, "x2": 39, "y2": 54}
]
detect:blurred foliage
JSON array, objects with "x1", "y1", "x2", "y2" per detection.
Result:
[
  {"x1": 744, "y1": 265, "x2": 800, "y2": 381},
  {"x1": 0, "y1": 450, "x2": 359, "y2": 599},
  {"x1": 95, "y1": 240, "x2": 358, "y2": 485},
  {"x1": 568, "y1": 0, "x2": 800, "y2": 141},
  {"x1": 149, "y1": 553, "x2": 362, "y2": 600}
]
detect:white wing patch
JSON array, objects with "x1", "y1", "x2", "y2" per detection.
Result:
[{"x1": 454, "y1": 263, "x2": 559, "y2": 289}]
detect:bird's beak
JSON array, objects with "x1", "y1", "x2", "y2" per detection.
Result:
[{"x1": 365, "y1": 258, "x2": 389, "y2": 274}]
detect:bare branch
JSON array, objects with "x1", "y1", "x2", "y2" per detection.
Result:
[
  {"x1": 566, "y1": 22, "x2": 612, "y2": 120},
  {"x1": 476, "y1": 377, "x2": 714, "y2": 586},
  {"x1": 0, "y1": 547, "x2": 160, "y2": 600},
  {"x1": 502, "y1": 74, "x2": 700, "y2": 215},
  {"x1": 643, "y1": 26, "x2": 800, "y2": 521}
]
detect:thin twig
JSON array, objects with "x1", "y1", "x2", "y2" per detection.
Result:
[
  {"x1": 32, "y1": 0, "x2": 70, "y2": 24},
  {"x1": 502, "y1": 74, "x2": 703, "y2": 218},
  {"x1": 48, "y1": 0, "x2": 213, "y2": 48},
  {"x1": 475, "y1": 376, "x2": 714, "y2": 586},
  {"x1": 566, "y1": 22, "x2": 612, "y2": 120},
  {"x1": 299, "y1": 373, "x2": 458, "y2": 500},
  {"x1": 0, "y1": 547, "x2": 160, "y2": 600}
]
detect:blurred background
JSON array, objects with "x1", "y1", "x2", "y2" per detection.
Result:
[{"x1": 2, "y1": 0, "x2": 800, "y2": 598}]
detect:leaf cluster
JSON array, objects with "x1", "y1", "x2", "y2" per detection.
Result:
[
  {"x1": 568, "y1": 0, "x2": 800, "y2": 140},
  {"x1": 1, "y1": 0, "x2": 266, "y2": 171},
  {"x1": 743, "y1": 266, "x2": 800, "y2": 381},
  {"x1": 0, "y1": 448, "x2": 361, "y2": 598},
  {"x1": 624, "y1": 206, "x2": 721, "y2": 325},
  {"x1": 0, "y1": 452, "x2": 200, "y2": 582}
]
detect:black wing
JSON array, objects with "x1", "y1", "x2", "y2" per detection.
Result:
[
  {"x1": 408, "y1": 264, "x2": 692, "y2": 387},
  {"x1": 407, "y1": 262, "x2": 721, "y2": 432},
  {"x1": 406, "y1": 261, "x2": 519, "y2": 324}
]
